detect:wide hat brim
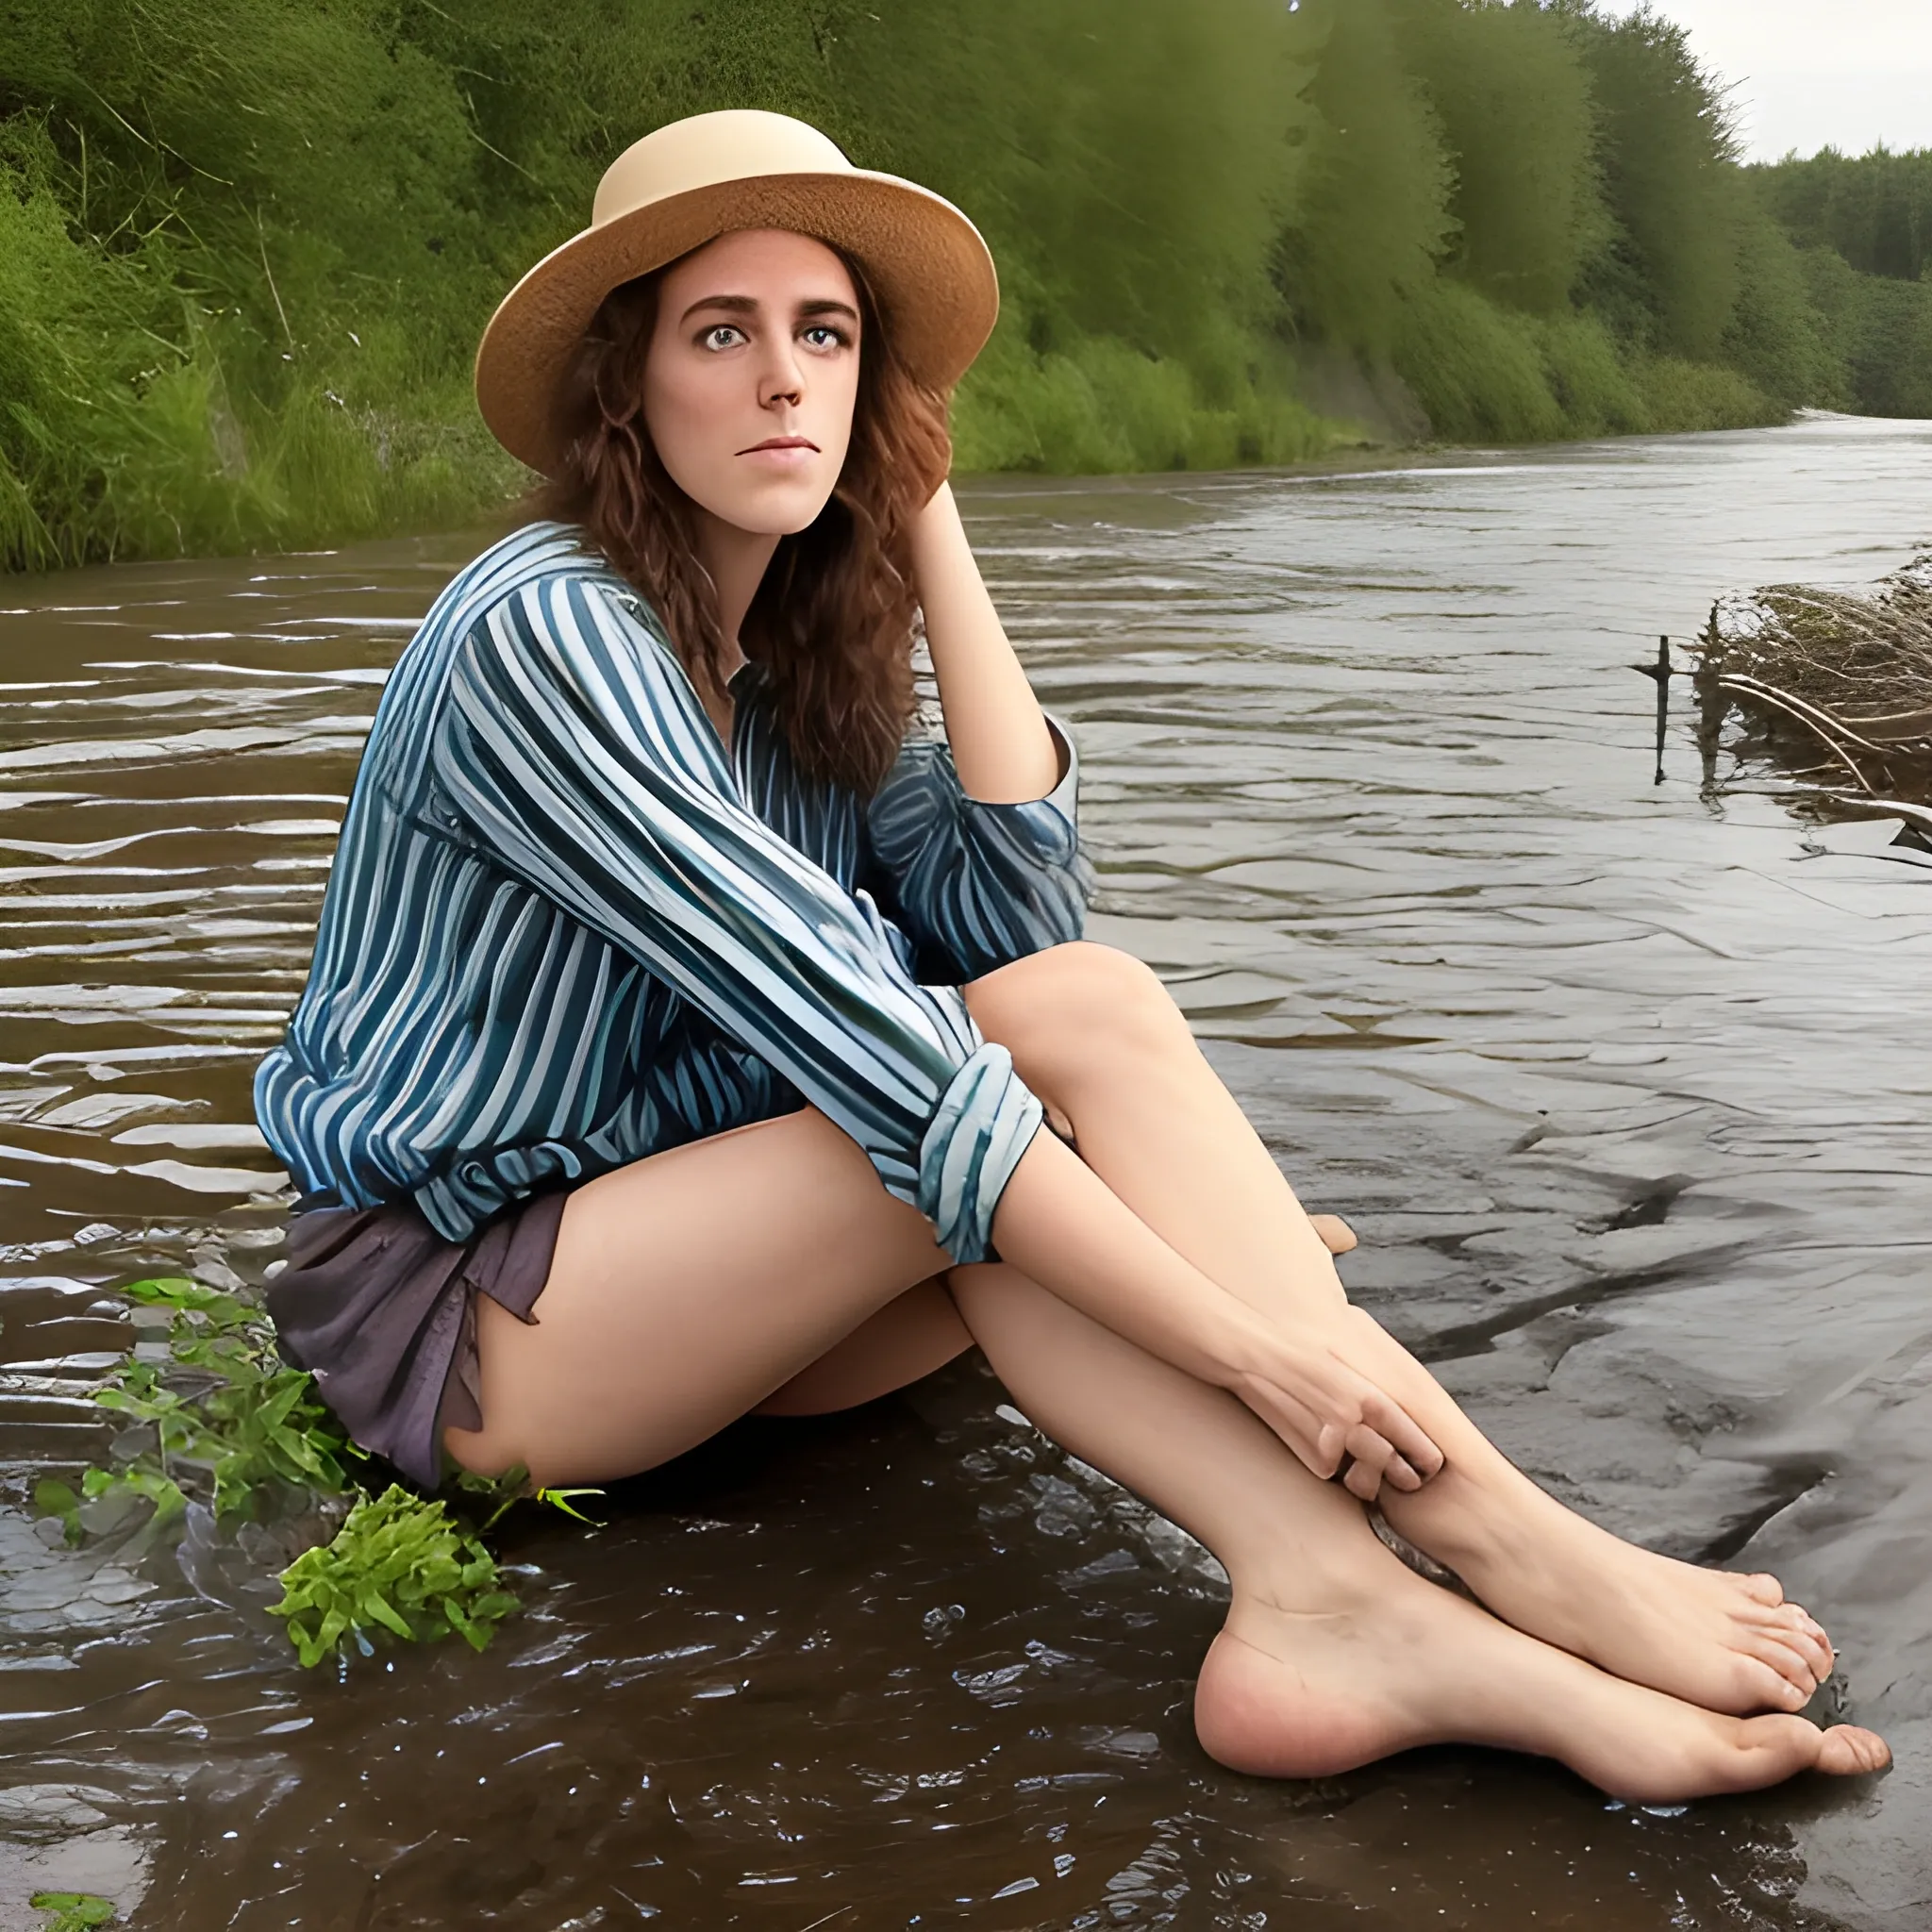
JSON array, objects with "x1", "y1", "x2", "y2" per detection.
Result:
[{"x1": 475, "y1": 168, "x2": 999, "y2": 477}]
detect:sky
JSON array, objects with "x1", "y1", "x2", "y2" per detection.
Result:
[{"x1": 1604, "y1": 0, "x2": 1932, "y2": 161}]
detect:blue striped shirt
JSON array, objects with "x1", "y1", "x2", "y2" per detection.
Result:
[{"x1": 255, "y1": 521, "x2": 1091, "y2": 1263}]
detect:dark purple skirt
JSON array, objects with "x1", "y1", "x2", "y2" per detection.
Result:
[{"x1": 265, "y1": 1190, "x2": 570, "y2": 1489}]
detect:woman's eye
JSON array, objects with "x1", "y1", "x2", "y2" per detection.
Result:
[
  {"x1": 801, "y1": 325, "x2": 847, "y2": 351},
  {"x1": 701, "y1": 325, "x2": 745, "y2": 351}
]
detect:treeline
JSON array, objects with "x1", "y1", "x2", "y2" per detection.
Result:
[
  {"x1": 1750, "y1": 147, "x2": 1932, "y2": 419},
  {"x1": 0, "y1": 0, "x2": 1925, "y2": 569}
]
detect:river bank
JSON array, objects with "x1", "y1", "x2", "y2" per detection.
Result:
[{"x1": 7, "y1": 2, "x2": 1926, "y2": 574}]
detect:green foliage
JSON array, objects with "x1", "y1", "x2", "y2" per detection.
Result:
[
  {"x1": 1281, "y1": 0, "x2": 1457, "y2": 357},
  {"x1": 1394, "y1": 277, "x2": 1570, "y2": 441},
  {"x1": 1834, "y1": 275, "x2": 1932, "y2": 422},
  {"x1": 1750, "y1": 148, "x2": 1932, "y2": 417},
  {"x1": 270, "y1": 1485, "x2": 520, "y2": 1668},
  {"x1": 1566, "y1": 3, "x2": 1744, "y2": 359},
  {"x1": 30, "y1": 1895, "x2": 115, "y2": 1932},
  {"x1": 454, "y1": 1460, "x2": 608, "y2": 1530},
  {"x1": 29, "y1": 1272, "x2": 620, "y2": 1667},
  {"x1": 0, "y1": 0, "x2": 1926, "y2": 565},
  {"x1": 1390, "y1": 0, "x2": 1605, "y2": 314},
  {"x1": 1722, "y1": 204, "x2": 1843, "y2": 408},
  {"x1": 32, "y1": 1274, "x2": 359, "y2": 1551},
  {"x1": 1756, "y1": 146, "x2": 1932, "y2": 283}
]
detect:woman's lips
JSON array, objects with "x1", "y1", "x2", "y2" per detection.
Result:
[{"x1": 738, "y1": 436, "x2": 820, "y2": 456}]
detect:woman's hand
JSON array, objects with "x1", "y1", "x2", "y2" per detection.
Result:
[
  {"x1": 990, "y1": 1132, "x2": 1441, "y2": 1507},
  {"x1": 1219, "y1": 1302, "x2": 1445, "y2": 1504}
]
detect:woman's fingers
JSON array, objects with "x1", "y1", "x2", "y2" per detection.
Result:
[
  {"x1": 1355, "y1": 1385, "x2": 1445, "y2": 1480},
  {"x1": 1308, "y1": 1356, "x2": 1444, "y2": 1487},
  {"x1": 1342, "y1": 1456, "x2": 1389, "y2": 1503},
  {"x1": 1234, "y1": 1350, "x2": 1444, "y2": 1501},
  {"x1": 1237, "y1": 1374, "x2": 1343, "y2": 1479},
  {"x1": 1339, "y1": 1420, "x2": 1416, "y2": 1502}
]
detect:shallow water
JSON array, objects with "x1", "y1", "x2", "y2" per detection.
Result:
[{"x1": 1, "y1": 414, "x2": 1928, "y2": 1929}]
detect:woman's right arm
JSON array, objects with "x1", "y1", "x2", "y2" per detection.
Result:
[
  {"x1": 435, "y1": 572, "x2": 1438, "y2": 1497},
  {"x1": 989, "y1": 1129, "x2": 1442, "y2": 1497}
]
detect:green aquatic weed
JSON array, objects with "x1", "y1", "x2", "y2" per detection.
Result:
[
  {"x1": 453, "y1": 1460, "x2": 607, "y2": 1530},
  {"x1": 533, "y1": 1486, "x2": 606, "y2": 1525},
  {"x1": 270, "y1": 1485, "x2": 521, "y2": 1668},
  {"x1": 124, "y1": 1275, "x2": 252, "y2": 1324},
  {"x1": 28, "y1": 1274, "x2": 617, "y2": 1668},
  {"x1": 31, "y1": 1274, "x2": 359, "y2": 1548},
  {"x1": 30, "y1": 1894, "x2": 116, "y2": 1932},
  {"x1": 32, "y1": 1465, "x2": 188, "y2": 1558}
]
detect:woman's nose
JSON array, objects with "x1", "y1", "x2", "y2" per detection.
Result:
[{"x1": 758, "y1": 341, "x2": 805, "y2": 410}]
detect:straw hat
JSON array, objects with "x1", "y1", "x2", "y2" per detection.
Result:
[{"x1": 475, "y1": 109, "x2": 1000, "y2": 475}]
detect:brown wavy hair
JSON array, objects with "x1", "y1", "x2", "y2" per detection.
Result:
[{"x1": 538, "y1": 248, "x2": 953, "y2": 795}]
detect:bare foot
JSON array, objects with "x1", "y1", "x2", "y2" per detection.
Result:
[
  {"x1": 1319, "y1": 1307, "x2": 1840, "y2": 1716},
  {"x1": 1194, "y1": 1557, "x2": 1889, "y2": 1803},
  {"x1": 1394, "y1": 1467, "x2": 1839, "y2": 1718}
]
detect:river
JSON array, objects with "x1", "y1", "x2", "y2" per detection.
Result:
[{"x1": 0, "y1": 413, "x2": 1926, "y2": 1929}]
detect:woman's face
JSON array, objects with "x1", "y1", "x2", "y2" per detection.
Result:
[{"x1": 642, "y1": 228, "x2": 861, "y2": 538}]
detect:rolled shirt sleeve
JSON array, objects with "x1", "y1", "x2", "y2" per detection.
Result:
[
  {"x1": 864, "y1": 719, "x2": 1091, "y2": 984},
  {"x1": 430, "y1": 570, "x2": 1043, "y2": 1264}
]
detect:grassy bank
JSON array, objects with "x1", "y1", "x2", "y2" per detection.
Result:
[{"x1": 0, "y1": 0, "x2": 1924, "y2": 569}]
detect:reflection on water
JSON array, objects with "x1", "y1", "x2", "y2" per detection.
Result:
[{"x1": 0, "y1": 415, "x2": 1927, "y2": 1928}]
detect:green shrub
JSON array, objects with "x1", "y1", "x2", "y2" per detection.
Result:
[
  {"x1": 32, "y1": 1271, "x2": 609, "y2": 1666},
  {"x1": 1630, "y1": 355, "x2": 1779, "y2": 432},
  {"x1": 271, "y1": 1485, "x2": 520, "y2": 1668},
  {"x1": 1393, "y1": 278, "x2": 1566, "y2": 442},
  {"x1": 30, "y1": 1895, "x2": 116, "y2": 1932},
  {"x1": 32, "y1": 1274, "x2": 358, "y2": 1553}
]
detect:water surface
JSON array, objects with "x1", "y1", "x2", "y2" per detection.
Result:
[{"x1": 1, "y1": 414, "x2": 1927, "y2": 1928}]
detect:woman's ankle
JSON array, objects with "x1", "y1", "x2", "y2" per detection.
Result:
[
  {"x1": 1222, "y1": 1519, "x2": 1397, "y2": 1624},
  {"x1": 1378, "y1": 1451, "x2": 1554, "y2": 1583}
]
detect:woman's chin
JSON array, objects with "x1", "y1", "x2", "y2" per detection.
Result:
[{"x1": 704, "y1": 484, "x2": 841, "y2": 540}]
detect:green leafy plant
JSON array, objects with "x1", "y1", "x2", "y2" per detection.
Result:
[
  {"x1": 270, "y1": 1485, "x2": 521, "y2": 1668},
  {"x1": 32, "y1": 1274, "x2": 359, "y2": 1551},
  {"x1": 31, "y1": 1273, "x2": 616, "y2": 1668},
  {"x1": 455, "y1": 1460, "x2": 607, "y2": 1531},
  {"x1": 32, "y1": 1465, "x2": 188, "y2": 1559},
  {"x1": 30, "y1": 1893, "x2": 116, "y2": 1932}
]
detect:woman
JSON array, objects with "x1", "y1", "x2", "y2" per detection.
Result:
[{"x1": 258, "y1": 110, "x2": 1887, "y2": 1799}]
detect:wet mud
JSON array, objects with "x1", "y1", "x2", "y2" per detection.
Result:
[{"x1": 0, "y1": 414, "x2": 1927, "y2": 1928}]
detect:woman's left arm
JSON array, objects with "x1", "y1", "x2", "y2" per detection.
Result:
[{"x1": 910, "y1": 481, "x2": 1060, "y2": 803}]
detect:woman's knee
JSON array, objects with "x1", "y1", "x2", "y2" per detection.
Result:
[{"x1": 970, "y1": 941, "x2": 1183, "y2": 1067}]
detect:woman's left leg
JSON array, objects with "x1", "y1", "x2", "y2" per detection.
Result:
[{"x1": 962, "y1": 943, "x2": 1836, "y2": 1720}]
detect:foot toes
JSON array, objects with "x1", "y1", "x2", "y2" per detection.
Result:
[
  {"x1": 1772, "y1": 1612, "x2": 1835, "y2": 1681},
  {"x1": 1733, "y1": 1571, "x2": 1786, "y2": 1607},
  {"x1": 1817, "y1": 1725, "x2": 1890, "y2": 1776},
  {"x1": 1717, "y1": 1647, "x2": 1807, "y2": 1714},
  {"x1": 1744, "y1": 1634, "x2": 1823, "y2": 1698}
]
